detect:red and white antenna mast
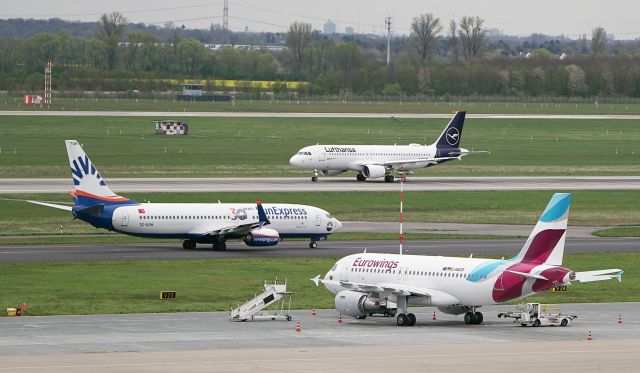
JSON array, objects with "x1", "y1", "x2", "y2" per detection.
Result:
[
  {"x1": 399, "y1": 173, "x2": 405, "y2": 255},
  {"x1": 44, "y1": 59, "x2": 53, "y2": 105}
]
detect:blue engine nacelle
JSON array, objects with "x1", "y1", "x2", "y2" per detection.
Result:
[{"x1": 242, "y1": 228, "x2": 280, "y2": 247}]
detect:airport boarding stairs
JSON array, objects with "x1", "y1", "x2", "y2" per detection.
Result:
[{"x1": 229, "y1": 279, "x2": 294, "y2": 322}]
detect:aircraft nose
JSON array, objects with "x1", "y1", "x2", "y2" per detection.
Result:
[
  {"x1": 332, "y1": 218, "x2": 343, "y2": 232},
  {"x1": 289, "y1": 154, "x2": 299, "y2": 167}
]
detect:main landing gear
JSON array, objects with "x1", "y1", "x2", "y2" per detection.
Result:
[
  {"x1": 182, "y1": 240, "x2": 197, "y2": 250},
  {"x1": 464, "y1": 310, "x2": 484, "y2": 325},
  {"x1": 309, "y1": 241, "x2": 318, "y2": 249},
  {"x1": 384, "y1": 175, "x2": 395, "y2": 183},
  {"x1": 213, "y1": 241, "x2": 227, "y2": 251},
  {"x1": 396, "y1": 312, "x2": 417, "y2": 326},
  {"x1": 356, "y1": 173, "x2": 366, "y2": 182},
  {"x1": 311, "y1": 170, "x2": 318, "y2": 182}
]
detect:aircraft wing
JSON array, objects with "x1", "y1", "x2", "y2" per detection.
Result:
[
  {"x1": 201, "y1": 199, "x2": 270, "y2": 237},
  {"x1": 311, "y1": 275, "x2": 460, "y2": 305},
  {"x1": 362, "y1": 156, "x2": 461, "y2": 168},
  {"x1": 574, "y1": 269, "x2": 623, "y2": 283}
]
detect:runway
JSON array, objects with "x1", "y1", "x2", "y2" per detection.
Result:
[
  {"x1": 2, "y1": 176, "x2": 640, "y2": 193},
  {"x1": 0, "y1": 303, "x2": 637, "y2": 372},
  {"x1": 2, "y1": 110, "x2": 640, "y2": 120},
  {"x1": 1, "y1": 237, "x2": 637, "y2": 263}
]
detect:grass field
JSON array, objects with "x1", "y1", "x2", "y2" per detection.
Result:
[
  {"x1": 1, "y1": 115, "x2": 639, "y2": 178},
  {"x1": 1, "y1": 190, "x2": 638, "y2": 239},
  {"x1": 3, "y1": 96, "x2": 640, "y2": 114},
  {"x1": 0, "y1": 253, "x2": 634, "y2": 316}
]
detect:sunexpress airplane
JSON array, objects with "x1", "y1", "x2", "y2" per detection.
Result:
[
  {"x1": 29, "y1": 140, "x2": 342, "y2": 250},
  {"x1": 312, "y1": 193, "x2": 623, "y2": 326}
]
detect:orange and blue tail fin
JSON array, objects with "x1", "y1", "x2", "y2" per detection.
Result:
[{"x1": 65, "y1": 140, "x2": 136, "y2": 206}]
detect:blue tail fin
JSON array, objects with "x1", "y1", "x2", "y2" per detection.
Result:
[
  {"x1": 435, "y1": 111, "x2": 465, "y2": 148},
  {"x1": 256, "y1": 199, "x2": 270, "y2": 227}
]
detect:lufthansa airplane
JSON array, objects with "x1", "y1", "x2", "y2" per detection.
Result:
[
  {"x1": 290, "y1": 111, "x2": 475, "y2": 182},
  {"x1": 312, "y1": 193, "x2": 622, "y2": 326},
  {"x1": 28, "y1": 140, "x2": 342, "y2": 250}
]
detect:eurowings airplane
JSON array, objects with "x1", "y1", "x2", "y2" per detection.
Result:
[
  {"x1": 290, "y1": 111, "x2": 476, "y2": 182},
  {"x1": 27, "y1": 140, "x2": 342, "y2": 250},
  {"x1": 311, "y1": 193, "x2": 623, "y2": 326}
]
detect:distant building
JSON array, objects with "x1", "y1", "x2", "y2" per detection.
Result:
[
  {"x1": 323, "y1": 19, "x2": 336, "y2": 34},
  {"x1": 345, "y1": 26, "x2": 354, "y2": 35}
]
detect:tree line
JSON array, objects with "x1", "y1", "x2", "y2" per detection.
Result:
[{"x1": 1, "y1": 12, "x2": 639, "y2": 97}]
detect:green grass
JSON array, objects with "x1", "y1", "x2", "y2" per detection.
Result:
[
  {"x1": 4, "y1": 96, "x2": 640, "y2": 114},
  {"x1": 1, "y1": 115, "x2": 640, "y2": 178},
  {"x1": 0, "y1": 253, "x2": 634, "y2": 316},
  {"x1": 593, "y1": 226, "x2": 640, "y2": 237},
  {"x1": 1, "y1": 190, "x2": 638, "y2": 241}
]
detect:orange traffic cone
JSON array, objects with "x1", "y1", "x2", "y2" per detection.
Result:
[
  {"x1": 312, "y1": 308, "x2": 316, "y2": 316},
  {"x1": 295, "y1": 322, "x2": 301, "y2": 333},
  {"x1": 587, "y1": 330, "x2": 593, "y2": 340},
  {"x1": 432, "y1": 311, "x2": 437, "y2": 321},
  {"x1": 338, "y1": 314, "x2": 343, "y2": 324},
  {"x1": 617, "y1": 315, "x2": 623, "y2": 324}
]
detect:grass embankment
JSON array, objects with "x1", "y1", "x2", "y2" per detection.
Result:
[
  {"x1": 593, "y1": 227, "x2": 640, "y2": 237},
  {"x1": 1, "y1": 116, "x2": 639, "y2": 178},
  {"x1": 3, "y1": 96, "x2": 640, "y2": 115},
  {"x1": 0, "y1": 253, "x2": 634, "y2": 316},
  {"x1": 1, "y1": 190, "x2": 639, "y2": 240}
]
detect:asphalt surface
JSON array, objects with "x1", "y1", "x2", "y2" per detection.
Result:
[
  {"x1": 0, "y1": 303, "x2": 637, "y2": 371},
  {"x1": 2, "y1": 110, "x2": 640, "y2": 120},
  {"x1": 2, "y1": 176, "x2": 640, "y2": 193},
  {"x1": 1, "y1": 237, "x2": 637, "y2": 263}
]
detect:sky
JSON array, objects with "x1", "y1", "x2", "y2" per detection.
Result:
[{"x1": 1, "y1": 0, "x2": 638, "y2": 39}]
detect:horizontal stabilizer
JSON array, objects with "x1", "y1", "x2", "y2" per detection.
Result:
[
  {"x1": 505, "y1": 269, "x2": 549, "y2": 281},
  {"x1": 26, "y1": 200, "x2": 73, "y2": 211},
  {"x1": 575, "y1": 269, "x2": 623, "y2": 283}
]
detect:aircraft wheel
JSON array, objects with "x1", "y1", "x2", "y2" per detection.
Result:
[
  {"x1": 397, "y1": 313, "x2": 408, "y2": 326},
  {"x1": 533, "y1": 319, "x2": 541, "y2": 327},
  {"x1": 464, "y1": 312, "x2": 475, "y2": 325},
  {"x1": 213, "y1": 241, "x2": 227, "y2": 251},
  {"x1": 311, "y1": 176, "x2": 318, "y2": 182},
  {"x1": 309, "y1": 241, "x2": 318, "y2": 249},
  {"x1": 407, "y1": 313, "x2": 416, "y2": 326},
  {"x1": 474, "y1": 312, "x2": 483, "y2": 324},
  {"x1": 356, "y1": 173, "x2": 366, "y2": 182},
  {"x1": 356, "y1": 315, "x2": 367, "y2": 320},
  {"x1": 182, "y1": 240, "x2": 196, "y2": 250},
  {"x1": 384, "y1": 175, "x2": 395, "y2": 183}
]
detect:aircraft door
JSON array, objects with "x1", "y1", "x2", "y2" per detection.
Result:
[
  {"x1": 493, "y1": 271, "x2": 504, "y2": 292},
  {"x1": 315, "y1": 211, "x2": 321, "y2": 227},
  {"x1": 318, "y1": 151, "x2": 326, "y2": 165},
  {"x1": 121, "y1": 210, "x2": 129, "y2": 227}
]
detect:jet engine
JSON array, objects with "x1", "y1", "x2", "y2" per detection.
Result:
[
  {"x1": 242, "y1": 227, "x2": 280, "y2": 247},
  {"x1": 362, "y1": 165, "x2": 386, "y2": 179},
  {"x1": 321, "y1": 170, "x2": 346, "y2": 176},
  {"x1": 335, "y1": 290, "x2": 386, "y2": 317},
  {"x1": 437, "y1": 305, "x2": 470, "y2": 315}
]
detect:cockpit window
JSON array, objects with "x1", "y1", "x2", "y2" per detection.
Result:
[
  {"x1": 331, "y1": 264, "x2": 337, "y2": 271},
  {"x1": 326, "y1": 213, "x2": 332, "y2": 219},
  {"x1": 297, "y1": 151, "x2": 312, "y2": 156}
]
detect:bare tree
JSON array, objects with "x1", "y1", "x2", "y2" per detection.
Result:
[
  {"x1": 448, "y1": 20, "x2": 459, "y2": 62},
  {"x1": 97, "y1": 11, "x2": 128, "y2": 70},
  {"x1": 458, "y1": 16, "x2": 487, "y2": 60},
  {"x1": 286, "y1": 22, "x2": 312, "y2": 78},
  {"x1": 591, "y1": 26, "x2": 607, "y2": 56},
  {"x1": 410, "y1": 13, "x2": 442, "y2": 66}
]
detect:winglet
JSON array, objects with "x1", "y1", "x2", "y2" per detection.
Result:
[
  {"x1": 256, "y1": 199, "x2": 270, "y2": 227},
  {"x1": 311, "y1": 274, "x2": 321, "y2": 286}
]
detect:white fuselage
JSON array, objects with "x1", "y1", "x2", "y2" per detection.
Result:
[
  {"x1": 323, "y1": 253, "x2": 569, "y2": 307},
  {"x1": 290, "y1": 144, "x2": 467, "y2": 174},
  {"x1": 110, "y1": 203, "x2": 341, "y2": 239}
]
